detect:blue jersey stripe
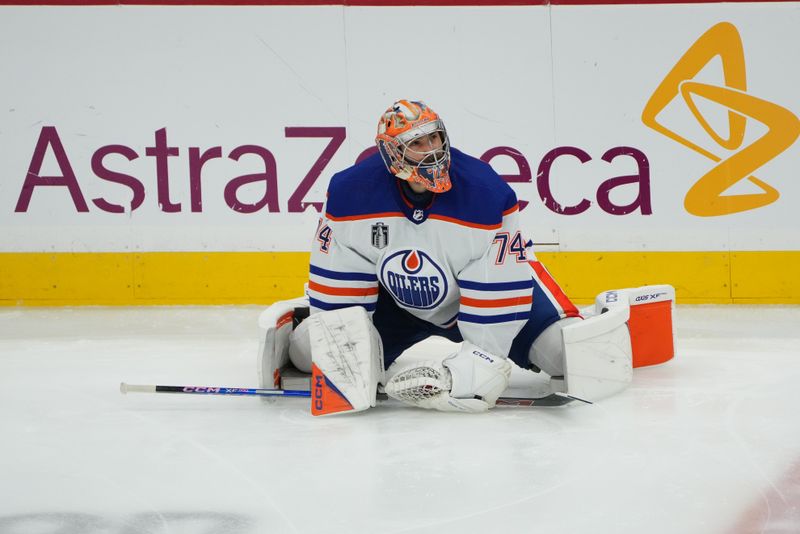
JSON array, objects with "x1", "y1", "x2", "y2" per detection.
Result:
[
  {"x1": 309, "y1": 298, "x2": 377, "y2": 312},
  {"x1": 458, "y1": 311, "x2": 529, "y2": 324},
  {"x1": 440, "y1": 312, "x2": 460, "y2": 327},
  {"x1": 310, "y1": 264, "x2": 378, "y2": 282},
  {"x1": 458, "y1": 279, "x2": 533, "y2": 291}
]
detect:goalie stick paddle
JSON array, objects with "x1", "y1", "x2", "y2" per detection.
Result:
[{"x1": 119, "y1": 382, "x2": 591, "y2": 406}]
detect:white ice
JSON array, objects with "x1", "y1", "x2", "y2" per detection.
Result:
[{"x1": 1, "y1": 305, "x2": 799, "y2": 534}]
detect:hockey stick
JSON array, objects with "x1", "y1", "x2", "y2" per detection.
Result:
[
  {"x1": 120, "y1": 383, "x2": 310, "y2": 397},
  {"x1": 120, "y1": 382, "x2": 591, "y2": 406}
]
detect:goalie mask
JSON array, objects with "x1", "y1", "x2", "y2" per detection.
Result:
[{"x1": 375, "y1": 100, "x2": 452, "y2": 193}]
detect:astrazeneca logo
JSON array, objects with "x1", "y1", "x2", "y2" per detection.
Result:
[
  {"x1": 642, "y1": 22, "x2": 800, "y2": 217},
  {"x1": 379, "y1": 249, "x2": 447, "y2": 309}
]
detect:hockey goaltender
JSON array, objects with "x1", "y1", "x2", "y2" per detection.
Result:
[{"x1": 257, "y1": 100, "x2": 675, "y2": 416}]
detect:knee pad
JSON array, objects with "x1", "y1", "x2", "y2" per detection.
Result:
[{"x1": 257, "y1": 295, "x2": 309, "y2": 390}]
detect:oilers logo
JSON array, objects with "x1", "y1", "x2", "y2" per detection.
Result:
[{"x1": 379, "y1": 249, "x2": 448, "y2": 309}]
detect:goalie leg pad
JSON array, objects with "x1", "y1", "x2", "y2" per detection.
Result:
[
  {"x1": 562, "y1": 306, "x2": 632, "y2": 401},
  {"x1": 309, "y1": 306, "x2": 384, "y2": 416}
]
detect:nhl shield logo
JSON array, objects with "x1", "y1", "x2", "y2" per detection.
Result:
[{"x1": 371, "y1": 222, "x2": 388, "y2": 249}]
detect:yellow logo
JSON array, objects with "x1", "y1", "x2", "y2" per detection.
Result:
[{"x1": 642, "y1": 22, "x2": 800, "y2": 217}]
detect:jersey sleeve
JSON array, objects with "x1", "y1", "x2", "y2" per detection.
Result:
[
  {"x1": 456, "y1": 201, "x2": 534, "y2": 358},
  {"x1": 307, "y1": 210, "x2": 380, "y2": 316}
]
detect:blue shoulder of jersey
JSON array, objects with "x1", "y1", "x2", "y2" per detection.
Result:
[
  {"x1": 432, "y1": 148, "x2": 518, "y2": 227},
  {"x1": 324, "y1": 149, "x2": 518, "y2": 225},
  {"x1": 325, "y1": 153, "x2": 399, "y2": 219}
]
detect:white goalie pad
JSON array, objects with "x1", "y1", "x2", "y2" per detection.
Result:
[
  {"x1": 308, "y1": 306, "x2": 384, "y2": 416},
  {"x1": 257, "y1": 295, "x2": 309, "y2": 390},
  {"x1": 562, "y1": 306, "x2": 633, "y2": 402}
]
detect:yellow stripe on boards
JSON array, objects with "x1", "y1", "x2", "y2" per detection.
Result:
[
  {"x1": 535, "y1": 251, "x2": 732, "y2": 304},
  {"x1": 1, "y1": 251, "x2": 798, "y2": 306},
  {"x1": 730, "y1": 251, "x2": 800, "y2": 303},
  {"x1": 0, "y1": 252, "x2": 310, "y2": 306}
]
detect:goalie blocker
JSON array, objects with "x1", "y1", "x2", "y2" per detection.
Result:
[{"x1": 257, "y1": 284, "x2": 676, "y2": 413}]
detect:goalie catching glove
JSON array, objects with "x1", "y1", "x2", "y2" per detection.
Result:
[{"x1": 384, "y1": 342, "x2": 512, "y2": 413}]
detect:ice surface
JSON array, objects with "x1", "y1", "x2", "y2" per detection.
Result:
[{"x1": 1, "y1": 305, "x2": 798, "y2": 534}]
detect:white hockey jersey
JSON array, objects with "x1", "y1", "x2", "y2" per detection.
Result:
[{"x1": 307, "y1": 149, "x2": 574, "y2": 359}]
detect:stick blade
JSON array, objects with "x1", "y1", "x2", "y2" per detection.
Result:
[{"x1": 496, "y1": 393, "x2": 576, "y2": 407}]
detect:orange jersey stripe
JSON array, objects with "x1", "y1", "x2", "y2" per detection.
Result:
[
  {"x1": 326, "y1": 211, "x2": 502, "y2": 229},
  {"x1": 308, "y1": 280, "x2": 379, "y2": 297},
  {"x1": 502, "y1": 204, "x2": 520, "y2": 216},
  {"x1": 427, "y1": 213, "x2": 502, "y2": 230},
  {"x1": 326, "y1": 211, "x2": 405, "y2": 222},
  {"x1": 461, "y1": 294, "x2": 533, "y2": 308},
  {"x1": 529, "y1": 261, "x2": 581, "y2": 318}
]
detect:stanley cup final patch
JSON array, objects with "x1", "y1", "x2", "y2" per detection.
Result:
[{"x1": 371, "y1": 222, "x2": 389, "y2": 249}]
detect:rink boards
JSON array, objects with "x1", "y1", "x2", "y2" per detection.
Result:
[
  {"x1": 3, "y1": 250, "x2": 799, "y2": 305},
  {"x1": 1, "y1": 1, "x2": 798, "y2": 304}
]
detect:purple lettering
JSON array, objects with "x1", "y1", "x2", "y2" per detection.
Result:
[
  {"x1": 597, "y1": 147, "x2": 652, "y2": 215},
  {"x1": 91, "y1": 145, "x2": 144, "y2": 213},
  {"x1": 189, "y1": 146, "x2": 223, "y2": 212},
  {"x1": 537, "y1": 146, "x2": 592, "y2": 215},
  {"x1": 224, "y1": 145, "x2": 279, "y2": 213},
  {"x1": 285, "y1": 127, "x2": 346, "y2": 213},
  {"x1": 15, "y1": 126, "x2": 89, "y2": 212},
  {"x1": 145, "y1": 128, "x2": 180, "y2": 213}
]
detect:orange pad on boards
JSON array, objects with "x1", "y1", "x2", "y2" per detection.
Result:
[{"x1": 629, "y1": 300, "x2": 674, "y2": 368}]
